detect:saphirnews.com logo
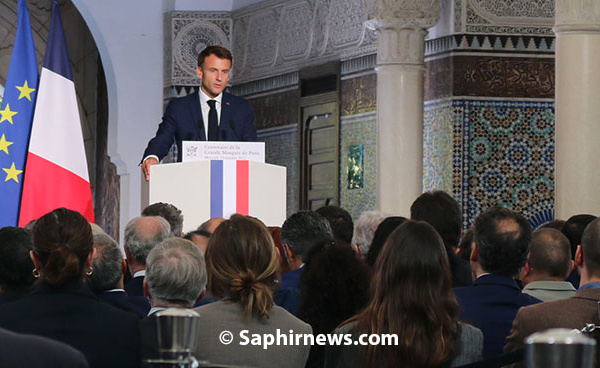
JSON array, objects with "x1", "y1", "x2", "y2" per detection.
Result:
[{"x1": 218, "y1": 329, "x2": 399, "y2": 350}]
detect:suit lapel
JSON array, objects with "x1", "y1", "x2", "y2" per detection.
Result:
[
  {"x1": 219, "y1": 92, "x2": 231, "y2": 140},
  {"x1": 191, "y1": 90, "x2": 206, "y2": 141}
]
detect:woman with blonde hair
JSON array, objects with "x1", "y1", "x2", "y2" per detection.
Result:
[
  {"x1": 327, "y1": 220, "x2": 483, "y2": 367},
  {"x1": 194, "y1": 214, "x2": 312, "y2": 367}
]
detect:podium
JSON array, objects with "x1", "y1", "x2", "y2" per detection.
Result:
[{"x1": 148, "y1": 160, "x2": 286, "y2": 232}]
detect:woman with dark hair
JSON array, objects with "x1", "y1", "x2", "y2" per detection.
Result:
[
  {"x1": 194, "y1": 214, "x2": 312, "y2": 367},
  {"x1": 365, "y1": 216, "x2": 406, "y2": 267},
  {"x1": 0, "y1": 208, "x2": 140, "y2": 368},
  {"x1": 327, "y1": 220, "x2": 482, "y2": 367}
]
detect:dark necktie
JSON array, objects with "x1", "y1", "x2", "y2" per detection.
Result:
[{"x1": 207, "y1": 99, "x2": 218, "y2": 141}]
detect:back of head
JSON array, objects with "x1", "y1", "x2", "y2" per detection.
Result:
[
  {"x1": 207, "y1": 215, "x2": 279, "y2": 320},
  {"x1": 528, "y1": 228, "x2": 572, "y2": 279},
  {"x1": 298, "y1": 244, "x2": 369, "y2": 334},
  {"x1": 365, "y1": 216, "x2": 406, "y2": 267},
  {"x1": 410, "y1": 190, "x2": 461, "y2": 250},
  {"x1": 33, "y1": 208, "x2": 93, "y2": 286},
  {"x1": 358, "y1": 220, "x2": 458, "y2": 367},
  {"x1": 539, "y1": 219, "x2": 566, "y2": 231},
  {"x1": 581, "y1": 218, "x2": 600, "y2": 277},
  {"x1": 474, "y1": 207, "x2": 531, "y2": 277},
  {"x1": 0, "y1": 227, "x2": 35, "y2": 295},
  {"x1": 142, "y1": 202, "x2": 183, "y2": 237},
  {"x1": 88, "y1": 232, "x2": 122, "y2": 291},
  {"x1": 315, "y1": 205, "x2": 354, "y2": 246},
  {"x1": 281, "y1": 211, "x2": 333, "y2": 259},
  {"x1": 457, "y1": 228, "x2": 474, "y2": 262},
  {"x1": 352, "y1": 211, "x2": 387, "y2": 256},
  {"x1": 124, "y1": 216, "x2": 171, "y2": 266},
  {"x1": 146, "y1": 238, "x2": 207, "y2": 308},
  {"x1": 563, "y1": 214, "x2": 597, "y2": 260}
]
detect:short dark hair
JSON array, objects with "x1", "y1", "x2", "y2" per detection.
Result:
[
  {"x1": 562, "y1": 214, "x2": 596, "y2": 260},
  {"x1": 457, "y1": 227, "x2": 474, "y2": 262},
  {"x1": 365, "y1": 216, "x2": 407, "y2": 267},
  {"x1": 142, "y1": 202, "x2": 183, "y2": 237},
  {"x1": 197, "y1": 45, "x2": 233, "y2": 68},
  {"x1": 281, "y1": 211, "x2": 333, "y2": 259},
  {"x1": 581, "y1": 218, "x2": 600, "y2": 276},
  {"x1": 474, "y1": 207, "x2": 531, "y2": 277},
  {"x1": 528, "y1": 228, "x2": 572, "y2": 279},
  {"x1": 410, "y1": 191, "x2": 461, "y2": 249},
  {"x1": 315, "y1": 205, "x2": 353, "y2": 245},
  {"x1": 88, "y1": 232, "x2": 122, "y2": 291},
  {"x1": 0, "y1": 227, "x2": 35, "y2": 294}
]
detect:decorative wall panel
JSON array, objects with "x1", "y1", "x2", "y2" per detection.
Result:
[
  {"x1": 340, "y1": 73, "x2": 377, "y2": 116},
  {"x1": 248, "y1": 89, "x2": 299, "y2": 130},
  {"x1": 423, "y1": 101, "x2": 454, "y2": 194}
]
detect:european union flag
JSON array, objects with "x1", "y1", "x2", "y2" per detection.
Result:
[{"x1": 0, "y1": 0, "x2": 39, "y2": 227}]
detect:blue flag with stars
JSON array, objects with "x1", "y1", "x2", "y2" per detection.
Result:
[{"x1": 0, "y1": 0, "x2": 39, "y2": 227}]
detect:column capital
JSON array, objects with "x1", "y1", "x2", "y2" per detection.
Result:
[
  {"x1": 364, "y1": 0, "x2": 440, "y2": 30},
  {"x1": 555, "y1": 0, "x2": 600, "y2": 34}
]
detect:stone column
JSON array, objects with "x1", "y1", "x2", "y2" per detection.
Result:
[
  {"x1": 365, "y1": 0, "x2": 440, "y2": 216},
  {"x1": 554, "y1": 0, "x2": 600, "y2": 218}
]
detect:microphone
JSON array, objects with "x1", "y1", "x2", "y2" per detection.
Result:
[{"x1": 229, "y1": 120, "x2": 244, "y2": 142}]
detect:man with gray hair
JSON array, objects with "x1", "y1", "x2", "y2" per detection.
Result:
[
  {"x1": 124, "y1": 216, "x2": 171, "y2": 297},
  {"x1": 88, "y1": 231, "x2": 150, "y2": 318},
  {"x1": 351, "y1": 211, "x2": 387, "y2": 257},
  {"x1": 520, "y1": 228, "x2": 576, "y2": 302},
  {"x1": 140, "y1": 238, "x2": 207, "y2": 363}
]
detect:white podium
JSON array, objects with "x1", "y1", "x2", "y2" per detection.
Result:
[{"x1": 148, "y1": 160, "x2": 286, "y2": 232}]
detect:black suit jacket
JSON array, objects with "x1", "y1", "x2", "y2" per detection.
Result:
[
  {"x1": 124, "y1": 275, "x2": 145, "y2": 297},
  {"x1": 0, "y1": 327, "x2": 89, "y2": 368},
  {"x1": 96, "y1": 289, "x2": 150, "y2": 319},
  {"x1": 143, "y1": 91, "x2": 257, "y2": 162},
  {"x1": 0, "y1": 280, "x2": 140, "y2": 368}
]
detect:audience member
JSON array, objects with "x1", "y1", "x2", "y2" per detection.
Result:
[
  {"x1": 0, "y1": 208, "x2": 140, "y2": 368},
  {"x1": 327, "y1": 220, "x2": 482, "y2": 367},
  {"x1": 298, "y1": 242, "x2": 370, "y2": 368},
  {"x1": 140, "y1": 237, "x2": 207, "y2": 364},
  {"x1": 123, "y1": 216, "x2": 170, "y2": 296},
  {"x1": 315, "y1": 205, "x2": 354, "y2": 247},
  {"x1": 410, "y1": 190, "x2": 472, "y2": 287},
  {"x1": 351, "y1": 210, "x2": 386, "y2": 258},
  {"x1": 142, "y1": 202, "x2": 183, "y2": 237},
  {"x1": 457, "y1": 227, "x2": 474, "y2": 263},
  {"x1": 268, "y1": 226, "x2": 291, "y2": 274},
  {"x1": 520, "y1": 228, "x2": 576, "y2": 302},
  {"x1": 0, "y1": 326, "x2": 89, "y2": 368},
  {"x1": 183, "y1": 229, "x2": 210, "y2": 254},
  {"x1": 562, "y1": 214, "x2": 597, "y2": 288},
  {"x1": 505, "y1": 217, "x2": 600, "y2": 367},
  {"x1": 194, "y1": 215, "x2": 312, "y2": 367},
  {"x1": 0, "y1": 227, "x2": 35, "y2": 303},
  {"x1": 198, "y1": 216, "x2": 224, "y2": 235},
  {"x1": 453, "y1": 207, "x2": 541, "y2": 359},
  {"x1": 539, "y1": 219, "x2": 565, "y2": 231},
  {"x1": 88, "y1": 231, "x2": 150, "y2": 318},
  {"x1": 365, "y1": 216, "x2": 406, "y2": 267}
]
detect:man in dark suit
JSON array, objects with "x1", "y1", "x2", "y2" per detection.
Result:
[
  {"x1": 505, "y1": 217, "x2": 600, "y2": 367},
  {"x1": 142, "y1": 45, "x2": 257, "y2": 181},
  {"x1": 0, "y1": 327, "x2": 89, "y2": 367},
  {"x1": 410, "y1": 190, "x2": 473, "y2": 287},
  {"x1": 139, "y1": 238, "x2": 207, "y2": 364},
  {"x1": 88, "y1": 231, "x2": 150, "y2": 318},
  {"x1": 453, "y1": 207, "x2": 541, "y2": 359},
  {"x1": 0, "y1": 227, "x2": 36, "y2": 303},
  {"x1": 123, "y1": 216, "x2": 171, "y2": 297}
]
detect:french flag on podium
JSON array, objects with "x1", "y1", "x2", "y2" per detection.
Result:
[
  {"x1": 210, "y1": 160, "x2": 250, "y2": 218},
  {"x1": 18, "y1": 1, "x2": 94, "y2": 225}
]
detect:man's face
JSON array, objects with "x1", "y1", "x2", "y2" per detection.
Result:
[{"x1": 196, "y1": 54, "x2": 231, "y2": 98}]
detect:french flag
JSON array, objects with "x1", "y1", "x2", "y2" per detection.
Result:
[
  {"x1": 18, "y1": 1, "x2": 94, "y2": 225},
  {"x1": 210, "y1": 160, "x2": 250, "y2": 218}
]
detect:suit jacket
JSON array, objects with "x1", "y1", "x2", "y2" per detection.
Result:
[
  {"x1": 504, "y1": 288, "x2": 600, "y2": 367},
  {"x1": 124, "y1": 275, "x2": 145, "y2": 297},
  {"x1": 0, "y1": 327, "x2": 89, "y2": 368},
  {"x1": 0, "y1": 280, "x2": 140, "y2": 368},
  {"x1": 449, "y1": 251, "x2": 473, "y2": 287},
  {"x1": 453, "y1": 274, "x2": 541, "y2": 359},
  {"x1": 143, "y1": 91, "x2": 257, "y2": 162},
  {"x1": 96, "y1": 289, "x2": 150, "y2": 319},
  {"x1": 192, "y1": 300, "x2": 312, "y2": 368}
]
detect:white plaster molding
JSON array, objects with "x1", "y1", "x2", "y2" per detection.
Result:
[
  {"x1": 555, "y1": 0, "x2": 600, "y2": 33},
  {"x1": 468, "y1": 0, "x2": 554, "y2": 25},
  {"x1": 364, "y1": 0, "x2": 441, "y2": 30}
]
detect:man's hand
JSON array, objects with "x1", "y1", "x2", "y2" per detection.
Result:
[{"x1": 142, "y1": 157, "x2": 159, "y2": 181}]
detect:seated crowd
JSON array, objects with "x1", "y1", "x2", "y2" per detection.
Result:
[{"x1": 0, "y1": 195, "x2": 598, "y2": 367}]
